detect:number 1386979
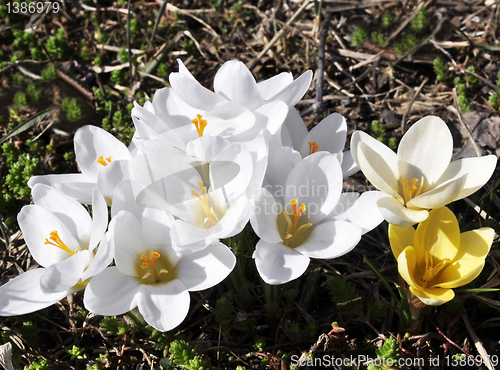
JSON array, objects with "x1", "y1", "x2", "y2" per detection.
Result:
[{"x1": 7, "y1": 2, "x2": 60, "y2": 13}]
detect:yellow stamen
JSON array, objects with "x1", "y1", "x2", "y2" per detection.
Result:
[
  {"x1": 139, "y1": 251, "x2": 168, "y2": 281},
  {"x1": 420, "y1": 251, "x2": 451, "y2": 288},
  {"x1": 308, "y1": 142, "x2": 320, "y2": 155},
  {"x1": 44, "y1": 230, "x2": 75, "y2": 255},
  {"x1": 191, "y1": 179, "x2": 219, "y2": 226},
  {"x1": 191, "y1": 114, "x2": 208, "y2": 137},
  {"x1": 400, "y1": 176, "x2": 424, "y2": 205},
  {"x1": 97, "y1": 156, "x2": 112, "y2": 167},
  {"x1": 283, "y1": 199, "x2": 311, "y2": 245}
]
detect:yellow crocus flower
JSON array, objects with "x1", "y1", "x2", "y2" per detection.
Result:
[{"x1": 389, "y1": 207, "x2": 494, "y2": 306}]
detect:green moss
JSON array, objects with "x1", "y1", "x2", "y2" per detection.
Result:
[
  {"x1": 382, "y1": 12, "x2": 394, "y2": 29},
  {"x1": 45, "y1": 28, "x2": 70, "y2": 60},
  {"x1": 351, "y1": 27, "x2": 367, "y2": 47},
  {"x1": 27, "y1": 83, "x2": 43, "y2": 101},
  {"x1": 411, "y1": 7, "x2": 428, "y2": 32},
  {"x1": 41, "y1": 65, "x2": 57, "y2": 81},
  {"x1": 61, "y1": 98, "x2": 83, "y2": 121},
  {"x1": 13, "y1": 92, "x2": 28, "y2": 106},
  {"x1": 168, "y1": 340, "x2": 211, "y2": 370}
]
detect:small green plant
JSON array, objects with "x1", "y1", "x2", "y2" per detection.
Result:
[
  {"x1": 157, "y1": 63, "x2": 170, "y2": 79},
  {"x1": 465, "y1": 66, "x2": 478, "y2": 85},
  {"x1": 371, "y1": 120, "x2": 385, "y2": 142},
  {"x1": 12, "y1": 29, "x2": 39, "y2": 61},
  {"x1": 351, "y1": 27, "x2": 367, "y2": 47},
  {"x1": 41, "y1": 65, "x2": 57, "y2": 81},
  {"x1": 27, "y1": 83, "x2": 43, "y2": 101},
  {"x1": 381, "y1": 12, "x2": 394, "y2": 29},
  {"x1": 126, "y1": 18, "x2": 140, "y2": 36},
  {"x1": 118, "y1": 47, "x2": 128, "y2": 63},
  {"x1": 61, "y1": 98, "x2": 83, "y2": 121},
  {"x1": 388, "y1": 137, "x2": 397, "y2": 151},
  {"x1": 394, "y1": 33, "x2": 418, "y2": 54},
  {"x1": 13, "y1": 92, "x2": 28, "y2": 106},
  {"x1": 168, "y1": 339, "x2": 211, "y2": 370},
  {"x1": 100, "y1": 316, "x2": 130, "y2": 336},
  {"x1": 111, "y1": 69, "x2": 126, "y2": 85},
  {"x1": 5, "y1": 153, "x2": 40, "y2": 199},
  {"x1": 371, "y1": 32, "x2": 387, "y2": 45},
  {"x1": 67, "y1": 345, "x2": 86, "y2": 361},
  {"x1": 455, "y1": 78, "x2": 471, "y2": 113},
  {"x1": 367, "y1": 336, "x2": 402, "y2": 370},
  {"x1": 253, "y1": 337, "x2": 266, "y2": 352},
  {"x1": 433, "y1": 58, "x2": 451, "y2": 82},
  {"x1": 326, "y1": 275, "x2": 363, "y2": 316},
  {"x1": 12, "y1": 74, "x2": 24, "y2": 85},
  {"x1": 411, "y1": 7, "x2": 428, "y2": 32},
  {"x1": 45, "y1": 28, "x2": 69, "y2": 60},
  {"x1": 24, "y1": 358, "x2": 50, "y2": 370}
]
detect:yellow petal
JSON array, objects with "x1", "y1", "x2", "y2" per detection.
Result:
[
  {"x1": 357, "y1": 141, "x2": 403, "y2": 203},
  {"x1": 414, "y1": 207, "x2": 460, "y2": 271},
  {"x1": 389, "y1": 224, "x2": 415, "y2": 260},
  {"x1": 397, "y1": 246, "x2": 422, "y2": 290},
  {"x1": 434, "y1": 259, "x2": 485, "y2": 289},
  {"x1": 377, "y1": 195, "x2": 428, "y2": 227},
  {"x1": 457, "y1": 228, "x2": 494, "y2": 259},
  {"x1": 409, "y1": 286, "x2": 455, "y2": 306}
]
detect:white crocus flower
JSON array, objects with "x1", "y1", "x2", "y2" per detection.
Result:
[
  {"x1": 274, "y1": 112, "x2": 358, "y2": 177},
  {"x1": 250, "y1": 149, "x2": 382, "y2": 285},
  {"x1": 28, "y1": 125, "x2": 132, "y2": 204},
  {"x1": 0, "y1": 184, "x2": 111, "y2": 315},
  {"x1": 138, "y1": 137, "x2": 254, "y2": 252},
  {"x1": 84, "y1": 209, "x2": 236, "y2": 332},
  {"x1": 351, "y1": 116, "x2": 498, "y2": 226}
]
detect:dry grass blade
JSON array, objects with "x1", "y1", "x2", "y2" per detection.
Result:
[{"x1": 461, "y1": 311, "x2": 496, "y2": 370}]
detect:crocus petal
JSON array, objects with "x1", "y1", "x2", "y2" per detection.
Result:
[
  {"x1": 257, "y1": 72, "x2": 293, "y2": 101},
  {"x1": 253, "y1": 240, "x2": 310, "y2": 285},
  {"x1": 294, "y1": 220, "x2": 361, "y2": 259},
  {"x1": 137, "y1": 279, "x2": 190, "y2": 332},
  {"x1": 333, "y1": 191, "x2": 385, "y2": 234},
  {"x1": 28, "y1": 173, "x2": 96, "y2": 204},
  {"x1": 84, "y1": 267, "x2": 139, "y2": 316},
  {"x1": 434, "y1": 228, "x2": 493, "y2": 288},
  {"x1": 397, "y1": 246, "x2": 422, "y2": 290},
  {"x1": 141, "y1": 208, "x2": 175, "y2": 248},
  {"x1": 172, "y1": 220, "x2": 213, "y2": 250},
  {"x1": 253, "y1": 101, "x2": 289, "y2": 136},
  {"x1": 0, "y1": 269, "x2": 69, "y2": 316},
  {"x1": 265, "y1": 70, "x2": 313, "y2": 106},
  {"x1": 414, "y1": 207, "x2": 460, "y2": 266},
  {"x1": 285, "y1": 152, "x2": 343, "y2": 224},
  {"x1": 97, "y1": 159, "x2": 132, "y2": 200},
  {"x1": 356, "y1": 141, "x2": 402, "y2": 201},
  {"x1": 40, "y1": 250, "x2": 89, "y2": 294},
  {"x1": 341, "y1": 151, "x2": 359, "y2": 178},
  {"x1": 176, "y1": 242, "x2": 236, "y2": 291},
  {"x1": 433, "y1": 155, "x2": 498, "y2": 200},
  {"x1": 407, "y1": 175, "x2": 467, "y2": 209},
  {"x1": 250, "y1": 188, "x2": 283, "y2": 243},
  {"x1": 397, "y1": 116, "x2": 452, "y2": 189},
  {"x1": 409, "y1": 286, "x2": 455, "y2": 306},
  {"x1": 169, "y1": 73, "x2": 223, "y2": 111},
  {"x1": 300, "y1": 113, "x2": 346, "y2": 156},
  {"x1": 277, "y1": 108, "x2": 309, "y2": 150},
  {"x1": 203, "y1": 101, "x2": 257, "y2": 138},
  {"x1": 239, "y1": 135, "x2": 269, "y2": 201},
  {"x1": 214, "y1": 60, "x2": 263, "y2": 110},
  {"x1": 377, "y1": 195, "x2": 429, "y2": 227},
  {"x1": 18, "y1": 205, "x2": 81, "y2": 267},
  {"x1": 111, "y1": 180, "x2": 147, "y2": 219},
  {"x1": 112, "y1": 211, "x2": 145, "y2": 277},
  {"x1": 75, "y1": 125, "x2": 131, "y2": 179},
  {"x1": 389, "y1": 224, "x2": 415, "y2": 260},
  {"x1": 31, "y1": 184, "x2": 92, "y2": 246},
  {"x1": 81, "y1": 232, "x2": 114, "y2": 281},
  {"x1": 89, "y1": 189, "x2": 108, "y2": 252}
]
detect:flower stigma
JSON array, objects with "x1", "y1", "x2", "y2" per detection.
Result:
[
  {"x1": 139, "y1": 251, "x2": 172, "y2": 284},
  {"x1": 192, "y1": 114, "x2": 208, "y2": 137},
  {"x1": 191, "y1": 179, "x2": 219, "y2": 227},
  {"x1": 399, "y1": 176, "x2": 424, "y2": 205},
  {"x1": 97, "y1": 156, "x2": 112, "y2": 166},
  {"x1": 283, "y1": 199, "x2": 312, "y2": 246},
  {"x1": 420, "y1": 251, "x2": 451, "y2": 288},
  {"x1": 45, "y1": 230, "x2": 75, "y2": 255},
  {"x1": 308, "y1": 142, "x2": 320, "y2": 155}
]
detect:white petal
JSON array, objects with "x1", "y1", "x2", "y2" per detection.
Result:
[
  {"x1": 397, "y1": 116, "x2": 452, "y2": 188},
  {"x1": 89, "y1": 189, "x2": 108, "y2": 252},
  {"x1": 141, "y1": 208, "x2": 175, "y2": 248},
  {"x1": 300, "y1": 113, "x2": 346, "y2": 156},
  {"x1": 203, "y1": 101, "x2": 256, "y2": 138},
  {"x1": 111, "y1": 180, "x2": 147, "y2": 219},
  {"x1": 137, "y1": 280, "x2": 190, "y2": 332},
  {"x1": 84, "y1": 267, "x2": 139, "y2": 316},
  {"x1": 434, "y1": 155, "x2": 498, "y2": 200},
  {"x1": 407, "y1": 175, "x2": 467, "y2": 209},
  {"x1": 112, "y1": 211, "x2": 145, "y2": 277},
  {"x1": 253, "y1": 101, "x2": 289, "y2": 136},
  {"x1": 75, "y1": 125, "x2": 131, "y2": 179},
  {"x1": 276, "y1": 108, "x2": 308, "y2": 150},
  {"x1": 32, "y1": 184, "x2": 92, "y2": 247},
  {"x1": 351, "y1": 130, "x2": 399, "y2": 176},
  {"x1": 177, "y1": 242, "x2": 236, "y2": 291},
  {"x1": 172, "y1": 220, "x2": 213, "y2": 250},
  {"x1": 213, "y1": 60, "x2": 262, "y2": 110},
  {"x1": 341, "y1": 151, "x2": 359, "y2": 177},
  {"x1": 377, "y1": 195, "x2": 429, "y2": 226},
  {"x1": 265, "y1": 70, "x2": 313, "y2": 106},
  {"x1": 333, "y1": 191, "x2": 385, "y2": 234},
  {"x1": 81, "y1": 232, "x2": 114, "y2": 281},
  {"x1": 169, "y1": 73, "x2": 223, "y2": 111},
  {"x1": 356, "y1": 140, "x2": 402, "y2": 201},
  {"x1": 250, "y1": 188, "x2": 283, "y2": 243},
  {"x1": 239, "y1": 135, "x2": 269, "y2": 201},
  {"x1": 295, "y1": 220, "x2": 361, "y2": 259},
  {"x1": 0, "y1": 269, "x2": 69, "y2": 316},
  {"x1": 40, "y1": 250, "x2": 89, "y2": 293},
  {"x1": 285, "y1": 152, "x2": 343, "y2": 224},
  {"x1": 253, "y1": 240, "x2": 310, "y2": 285},
  {"x1": 97, "y1": 159, "x2": 132, "y2": 200},
  {"x1": 28, "y1": 173, "x2": 96, "y2": 204},
  {"x1": 17, "y1": 205, "x2": 81, "y2": 267},
  {"x1": 257, "y1": 72, "x2": 293, "y2": 101}
]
